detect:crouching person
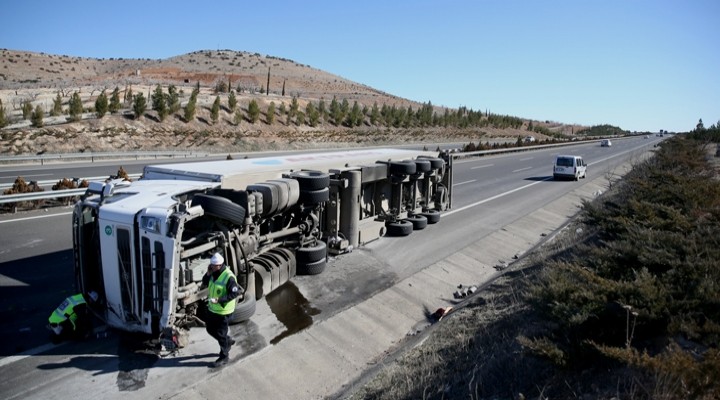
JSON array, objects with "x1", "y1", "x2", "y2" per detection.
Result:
[{"x1": 47, "y1": 291, "x2": 98, "y2": 342}]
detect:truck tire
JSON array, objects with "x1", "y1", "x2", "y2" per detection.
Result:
[
  {"x1": 406, "y1": 214, "x2": 428, "y2": 230},
  {"x1": 290, "y1": 171, "x2": 330, "y2": 191},
  {"x1": 388, "y1": 161, "x2": 416, "y2": 176},
  {"x1": 420, "y1": 210, "x2": 441, "y2": 224},
  {"x1": 296, "y1": 241, "x2": 327, "y2": 264},
  {"x1": 386, "y1": 220, "x2": 413, "y2": 236},
  {"x1": 299, "y1": 187, "x2": 329, "y2": 205},
  {"x1": 229, "y1": 294, "x2": 256, "y2": 324},
  {"x1": 270, "y1": 247, "x2": 297, "y2": 279},
  {"x1": 425, "y1": 158, "x2": 445, "y2": 170},
  {"x1": 192, "y1": 194, "x2": 246, "y2": 226},
  {"x1": 297, "y1": 258, "x2": 326, "y2": 276},
  {"x1": 414, "y1": 160, "x2": 432, "y2": 173}
]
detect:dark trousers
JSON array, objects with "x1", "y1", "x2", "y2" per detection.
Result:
[{"x1": 205, "y1": 311, "x2": 231, "y2": 357}]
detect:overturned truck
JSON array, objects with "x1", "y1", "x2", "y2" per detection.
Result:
[{"x1": 72, "y1": 148, "x2": 453, "y2": 339}]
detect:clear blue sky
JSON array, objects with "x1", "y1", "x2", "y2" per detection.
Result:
[{"x1": 2, "y1": 0, "x2": 718, "y2": 132}]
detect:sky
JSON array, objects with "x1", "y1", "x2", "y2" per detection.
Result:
[{"x1": 1, "y1": 0, "x2": 718, "y2": 133}]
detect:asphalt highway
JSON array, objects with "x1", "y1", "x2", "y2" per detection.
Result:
[{"x1": 0, "y1": 136, "x2": 662, "y2": 399}]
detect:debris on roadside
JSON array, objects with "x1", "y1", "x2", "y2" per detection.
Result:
[
  {"x1": 431, "y1": 307, "x2": 453, "y2": 322},
  {"x1": 494, "y1": 261, "x2": 508, "y2": 271},
  {"x1": 453, "y1": 285, "x2": 477, "y2": 299}
]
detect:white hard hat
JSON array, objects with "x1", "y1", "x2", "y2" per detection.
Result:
[
  {"x1": 89, "y1": 291, "x2": 99, "y2": 302},
  {"x1": 210, "y1": 253, "x2": 224, "y2": 265}
]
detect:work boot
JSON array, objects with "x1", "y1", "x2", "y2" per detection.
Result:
[{"x1": 214, "y1": 354, "x2": 229, "y2": 366}]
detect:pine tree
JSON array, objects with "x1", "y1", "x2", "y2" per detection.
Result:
[
  {"x1": 109, "y1": 87, "x2": 121, "y2": 113},
  {"x1": 267, "y1": 102, "x2": 275, "y2": 125},
  {"x1": 370, "y1": 102, "x2": 380, "y2": 125},
  {"x1": 211, "y1": 96, "x2": 220, "y2": 124},
  {"x1": 167, "y1": 85, "x2": 180, "y2": 114},
  {"x1": 95, "y1": 90, "x2": 108, "y2": 118},
  {"x1": 266, "y1": 67, "x2": 271, "y2": 96},
  {"x1": 233, "y1": 108, "x2": 243, "y2": 125},
  {"x1": 133, "y1": 93, "x2": 146, "y2": 120},
  {"x1": 0, "y1": 99, "x2": 7, "y2": 128},
  {"x1": 31, "y1": 105, "x2": 44, "y2": 128},
  {"x1": 330, "y1": 97, "x2": 342, "y2": 126},
  {"x1": 278, "y1": 102, "x2": 287, "y2": 116},
  {"x1": 318, "y1": 99, "x2": 327, "y2": 122},
  {"x1": 22, "y1": 101, "x2": 33, "y2": 120},
  {"x1": 290, "y1": 96, "x2": 299, "y2": 119},
  {"x1": 184, "y1": 90, "x2": 197, "y2": 122},
  {"x1": 51, "y1": 93, "x2": 63, "y2": 116},
  {"x1": 228, "y1": 91, "x2": 237, "y2": 112},
  {"x1": 151, "y1": 84, "x2": 167, "y2": 121},
  {"x1": 124, "y1": 85, "x2": 133, "y2": 105},
  {"x1": 347, "y1": 101, "x2": 362, "y2": 127},
  {"x1": 248, "y1": 99, "x2": 260, "y2": 124},
  {"x1": 281, "y1": 79, "x2": 286, "y2": 96},
  {"x1": 68, "y1": 92, "x2": 83, "y2": 122},
  {"x1": 306, "y1": 102, "x2": 319, "y2": 127}
]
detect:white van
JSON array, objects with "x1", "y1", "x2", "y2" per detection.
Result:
[{"x1": 553, "y1": 155, "x2": 587, "y2": 181}]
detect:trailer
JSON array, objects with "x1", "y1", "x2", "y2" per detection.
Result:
[{"x1": 72, "y1": 148, "x2": 452, "y2": 344}]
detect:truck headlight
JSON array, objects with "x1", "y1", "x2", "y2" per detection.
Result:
[{"x1": 141, "y1": 216, "x2": 161, "y2": 233}]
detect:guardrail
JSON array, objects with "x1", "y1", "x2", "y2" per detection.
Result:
[
  {"x1": 0, "y1": 140, "x2": 604, "y2": 209},
  {"x1": 0, "y1": 151, "x2": 208, "y2": 165},
  {"x1": 0, "y1": 188, "x2": 87, "y2": 204}
]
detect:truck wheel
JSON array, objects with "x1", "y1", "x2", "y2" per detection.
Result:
[
  {"x1": 406, "y1": 214, "x2": 428, "y2": 230},
  {"x1": 420, "y1": 210, "x2": 441, "y2": 224},
  {"x1": 229, "y1": 294, "x2": 256, "y2": 324},
  {"x1": 414, "y1": 160, "x2": 432, "y2": 173},
  {"x1": 192, "y1": 194, "x2": 246, "y2": 226},
  {"x1": 296, "y1": 241, "x2": 327, "y2": 264},
  {"x1": 270, "y1": 247, "x2": 297, "y2": 279},
  {"x1": 299, "y1": 187, "x2": 329, "y2": 205},
  {"x1": 388, "y1": 161, "x2": 416, "y2": 175},
  {"x1": 297, "y1": 258, "x2": 326, "y2": 275},
  {"x1": 386, "y1": 220, "x2": 413, "y2": 236},
  {"x1": 290, "y1": 171, "x2": 330, "y2": 191},
  {"x1": 425, "y1": 158, "x2": 445, "y2": 170}
]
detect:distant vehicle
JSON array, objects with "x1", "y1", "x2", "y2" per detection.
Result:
[
  {"x1": 644, "y1": 135, "x2": 649, "y2": 139},
  {"x1": 524, "y1": 136, "x2": 536, "y2": 143},
  {"x1": 600, "y1": 139, "x2": 612, "y2": 147},
  {"x1": 553, "y1": 155, "x2": 587, "y2": 181}
]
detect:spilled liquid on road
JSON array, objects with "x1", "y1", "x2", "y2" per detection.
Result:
[{"x1": 265, "y1": 281, "x2": 320, "y2": 344}]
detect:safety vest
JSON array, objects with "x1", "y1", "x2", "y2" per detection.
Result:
[
  {"x1": 48, "y1": 294, "x2": 86, "y2": 330},
  {"x1": 208, "y1": 268, "x2": 237, "y2": 315}
]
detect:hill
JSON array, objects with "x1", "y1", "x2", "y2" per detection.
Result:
[{"x1": 0, "y1": 49, "x2": 584, "y2": 155}]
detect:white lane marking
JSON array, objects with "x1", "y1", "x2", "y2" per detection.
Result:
[
  {"x1": 0, "y1": 342, "x2": 61, "y2": 368},
  {"x1": 445, "y1": 177, "x2": 553, "y2": 217},
  {"x1": 520, "y1": 157, "x2": 533, "y2": 161},
  {"x1": 445, "y1": 143, "x2": 648, "y2": 218},
  {"x1": 471, "y1": 164, "x2": 493, "y2": 169},
  {"x1": 453, "y1": 180, "x2": 477, "y2": 186},
  {"x1": 0, "y1": 173, "x2": 53, "y2": 179},
  {"x1": 0, "y1": 212, "x2": 72, "y2": 224},
  {"x1": 512, "y1": 167, "x2": 532, "y2": 173}
]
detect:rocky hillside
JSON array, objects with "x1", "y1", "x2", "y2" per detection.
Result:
[{"x1": 0, "y1": 49, "x2": 584, "y2": 155}]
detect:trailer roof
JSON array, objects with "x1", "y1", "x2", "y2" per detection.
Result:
[{"x1": 143, "y1": 148, "x2": 437, "y2": 183}]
